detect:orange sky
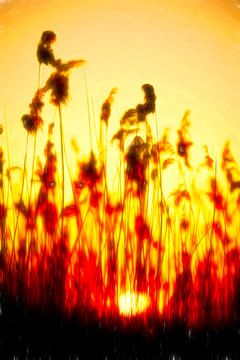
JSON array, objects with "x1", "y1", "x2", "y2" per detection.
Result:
[{"x1": 0, "y1": 0, "x2": 240, "y2": 170}]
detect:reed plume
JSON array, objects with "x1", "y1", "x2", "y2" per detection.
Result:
[{"x1": 37, "y1": 30, "x2": 57, "y2": 67}]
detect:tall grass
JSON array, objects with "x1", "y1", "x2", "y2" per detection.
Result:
[{"x1": 0, "y1": 32, "x2": 240, "y2": 327}]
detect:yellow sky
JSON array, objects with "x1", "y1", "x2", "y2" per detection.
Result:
[{"x1": 0, "y1": 0, "x2": 240, "y2": 170}]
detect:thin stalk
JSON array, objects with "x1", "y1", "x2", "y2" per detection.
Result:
[
  {"x1": 10, "y1": 134, "x2": 29, "y2": 269},
  {"x1": 154, "y1": 110, "x2": 166, "y2": 304},
  {"x1": 25, "y1": 135, "x2": 38, "y2": 274},
  {"x1": 62, "y1": 140, "x2": 86, "y2": 250},
  {"x1": 58, "y1": 104, "x2": 65, "y2": 240},
  {"x1": 82, "y1": 67, "x2": 93, "y2": 150},
  {"x1": 4, "y1": 111, "x2": 17, "y2": 236},
  {"x1": 26, "y1": 63, "x2": 41, "y2": 258},
  {"x1": 28, "y1": 62, "x2": 41, "y2": 209}
]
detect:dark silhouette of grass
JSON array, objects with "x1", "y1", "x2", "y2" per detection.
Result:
[{"x1": 0, "y1": 33, "x2": 240, "y2": 352}]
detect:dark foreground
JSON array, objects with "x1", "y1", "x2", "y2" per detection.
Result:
[{"x1": 0, "y1": 292, "x2": 240, "y2": 359}]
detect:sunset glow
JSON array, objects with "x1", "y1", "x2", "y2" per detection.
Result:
[
  {"x1": 119, "y1": 292, "x2": 150, "y2": 316},
  {"x1": 1, "y1": 0, "x2": 240, "y2": 162},
  {"x1": 0, "y1": 0, "x2": 240, "y2": 329}
]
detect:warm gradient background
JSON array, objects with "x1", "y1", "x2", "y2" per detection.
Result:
[{"x1": 0, "y1": 0, "x2": 240, "y2": 170}]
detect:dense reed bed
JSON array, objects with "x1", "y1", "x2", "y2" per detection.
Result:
[{"x1": 1, "y1": 31, "x2": 240, "y2": 330}]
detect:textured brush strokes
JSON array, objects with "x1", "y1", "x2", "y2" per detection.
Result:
[
  {"x1": 0, "y1": 0, "x2": 240, "y2": 166},
  {"x1": 1, "y1": 31, "x2": 240, "y2": 328}
]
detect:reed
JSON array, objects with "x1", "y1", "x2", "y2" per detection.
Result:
[{"x1": 0, "y1": 31, "x2": 240, "y2": 328}]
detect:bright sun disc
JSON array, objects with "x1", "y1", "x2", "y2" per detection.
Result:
[{"x1": 118, "y1": 292, "x2": 150, "y2": 317}]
